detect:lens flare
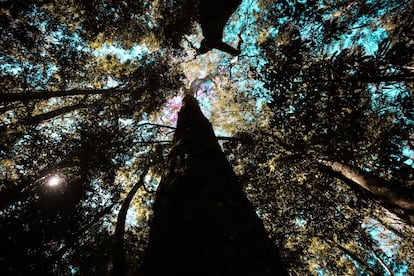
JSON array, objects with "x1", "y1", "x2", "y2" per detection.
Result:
[{"x1": 47, "y1": 175, "x2": 62, "y2": 187}]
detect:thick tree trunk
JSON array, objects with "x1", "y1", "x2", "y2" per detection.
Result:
[
  {"x1": 140, "y1": 95, "x2": 286, "y2": 275},
  {"x1": 318, "y1": 159, "x2": 414, "y2": 225}
]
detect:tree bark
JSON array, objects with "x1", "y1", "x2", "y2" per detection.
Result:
[
  {"x1": 112, "y1": 166, "x2": 149, "y2": 276},
  {"x1": 140, "y1": 95, "x2": 287, "y2": 275},
  {"x1": 318, "y1": 158, "x2": 414, "y2": 225}
]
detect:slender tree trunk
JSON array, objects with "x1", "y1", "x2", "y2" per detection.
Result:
[
  {"x1": 140, "y1": 95, "x2": 287, "y2": 275},
  {"x1": 321, "y1": 238, "x2": 376, "y2": 276},
  {"x1": 112, "y1": 166, "x2": 149, "y2": 276},
  {"x1": 318, "y1": 158, "x2": 414, "y2": 225},
  {"x1": 367, "y1": 243, "x2": 394, "y2": 276}
]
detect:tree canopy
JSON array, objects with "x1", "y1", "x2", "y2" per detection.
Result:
[{"x1": 1, "y1": 0, "x2": 413, "y2": 275}]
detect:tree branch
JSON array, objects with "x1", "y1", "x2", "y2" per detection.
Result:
[
  {"x1": 0, "y1": 89, "x2": 127, "y2": 103},
  {"x1": 317, "y1": 158, "x2": 414, "y2": 222},
  {"x1": 136, "y1": 122, "x2": 176, "y2": 130}
]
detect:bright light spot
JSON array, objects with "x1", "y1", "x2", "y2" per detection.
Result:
[{"x1": 47, "y1": 175, "x2": 62, "y2": 187}]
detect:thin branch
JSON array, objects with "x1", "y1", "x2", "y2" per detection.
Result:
[
  {"x1": 0, "y1": 89, "x2": 127, "y2": 103},
  {"x1": 134, "y1": 140, "x2": 173, "y2": 145},
  {"x1": 0, "y1": 103, "x2": 90, "y2": 135},
  {"x1": 216, "y1": 136, "x2": 242, "y2": 142},
  {"x1": 136, "y1": 122, "x2": 176, "y2": 130}
]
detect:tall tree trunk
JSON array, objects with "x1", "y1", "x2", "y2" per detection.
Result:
[
  {"x1": 318, "y1": 159, "x2": 414, "y2": 225},
  {"x1": 140, "y1": 95, "x2": 287, "y2": 275},
  {"x1": 112, "y1": 166, "x2": 149, "y2": 276}
]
